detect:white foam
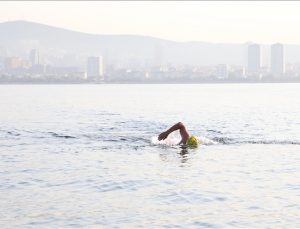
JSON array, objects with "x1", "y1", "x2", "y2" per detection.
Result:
[
  {"x1": 151, "y1": 136, "x2": 180, "y2": 146},
  {"x1": 151, "y1": 135, "x2": 217, "y2": 146},
  {"x1": 195, "y1": 136, "x2": 218, "y2": 145}
]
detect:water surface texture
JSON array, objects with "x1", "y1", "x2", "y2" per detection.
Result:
[{"x1": 0, "y1": 84, "x2": 300, "y2": 228}]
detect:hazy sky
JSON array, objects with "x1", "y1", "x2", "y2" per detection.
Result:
[{"x1": 1, "y1": 1, "x2": 300, "y2": 44}]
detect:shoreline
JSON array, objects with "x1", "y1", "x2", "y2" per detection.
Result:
[{"x1": 1, "y1": 81, "x2": 300, "y2": 85}]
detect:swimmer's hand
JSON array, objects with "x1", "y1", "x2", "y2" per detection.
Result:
[{"x1": 158, "y1": 131, "x2": 169, "y2": 141}]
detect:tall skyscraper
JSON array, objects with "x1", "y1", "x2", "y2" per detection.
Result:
[
  {"x1": 153, "y1": 43, "x2": 163, "y2": 69},
  {"x1": 247, "y1": 44, "x2": 261, "y2": 72},
  {"x1": 87, "y1": 56, "x2": 103, "y2": 80},
  {"x1": 271, "y1": 43, "x2": 284, "y2": 78},
  {"x1": 216, "y1": 64, "x2": 228, "y2": 79},
  {"x1": 30, "y1": 49, "x2": 39, "y2": 66}
]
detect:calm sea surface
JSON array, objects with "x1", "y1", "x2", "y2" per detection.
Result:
[{"x1": 0, "y1": 84, "x2": 299, "y2": 228}]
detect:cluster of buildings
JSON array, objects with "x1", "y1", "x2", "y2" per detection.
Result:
[
  {"x1": 0, "y1": 43, "x2": 299, "y2": 83},
  {"x1": 211, "y1": 43, "x2": 287, "y2": 81},
  {"x1": 247, "y1": 43, "x2": 285, "y2": 79},
  {"x1": 0, "y1": 49, "x2": 104, "y2": 82}
]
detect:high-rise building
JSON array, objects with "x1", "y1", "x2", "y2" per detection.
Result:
[
  {"x1": 30, "y1": 49, "x2": 39, "y2": 66},
  {"x1": 153, "y1": 44, "x2": 163, "y2": 69},
  {"x1": 0, "y1": 46, "x2": 7, "y2": 59},
  {"x1": 247, "y1": 44, "x2": 261, "y2": 72},
  {"x1": 87, "y1": 56, "x2": 103, "y2": 80},
  {"x1": 271, "y1": 43, "x2": 284, "y2": 78},
  {"x1": 216, "y1": 64, "x2": 228, "y2": 79}
]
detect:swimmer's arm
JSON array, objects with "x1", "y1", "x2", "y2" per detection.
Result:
[
  {"x1": 158, "y1": 122, "x2": 182, "y2": 140},
  {"x1": 158, "y1": 122, "x2": 189, "y2": 142}
]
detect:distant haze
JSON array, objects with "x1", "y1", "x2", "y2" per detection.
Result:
[
  {"x1": 1, "y1": 21, "x2": 300, "y2": 67},
  {"x1": 1, "y1": 1, "x2": 300, "y2": 44}
]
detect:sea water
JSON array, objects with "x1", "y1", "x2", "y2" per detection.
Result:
[{"x1": 0, "y1": 84, "x2": 299, "y2": 228}]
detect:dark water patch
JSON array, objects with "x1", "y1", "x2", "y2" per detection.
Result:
[
  {"x1": 122, "y1": 136, "x2": 150, "y2": 144},
  {"x1": 248, "y1": 206, "x2": 261, "y2": 210},
  {"x1": 32, "y1": 135, "x2": 48, "y2": 139},
  {"x1": 81, "y1": 134, "x2": 102, "y2": 140},
  {"x1": 212, "y1": 137, "x2": 235, "y2": 144},
  {"x1": 102, "y1": 136, "x2": 150, "y2": 144},
  {"x1": 31, "y1": 178, "x2": 45, "y2": 183},
  {"x1": 18, "y1": 169, "x2": 36, "y2": 173},
  {"x1": 97, "y1": 126, "x2": 118, "y2": 131},
  {"x1": 212, "y1": 137, "x2": 300, "y2": 145},
  {"x1": 132, "y1": 145, "x2": 148, "y2": 151},
  {"x1": 207, "y1": 129, "x2": 223, "y2": 134},
  {"x1": 48, "y1": 132, "x2": 76, "y2": 139},
  {"x1": 215, "y1": 197, "x2": 227, "y2": 201},
  {"x1": 17, "y1": 181, "x2": 31, "y2": 186},
  {"x1": 103, "y1": 138, "x2": 119, "y2": 142},
  {"x1": 7, "y1": 131, "x2": 21, "y2": 136},
  {"x1": 263, "y1": 140, "x2": 299, "y2": 145},
  {"x1": 237, "y1": 140, "x2": 300, "y2": 145},
  {"x1": 45, "y1": 180, "x2": 81, "y2": 188}
]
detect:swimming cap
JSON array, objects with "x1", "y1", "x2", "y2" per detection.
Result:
[{"x1": 187, "y1": 136, "x2": 199, "y2": 147}]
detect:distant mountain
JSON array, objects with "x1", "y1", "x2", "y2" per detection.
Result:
[{"x1": 0, "y1": 20, "x2": 300, "y2": 66}]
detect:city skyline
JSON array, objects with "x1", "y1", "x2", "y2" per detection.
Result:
[
  {"x1": 0, "y1": 20, "x2": 299, "y2": 83},
  {"x1": 2, "y1": 41, "x2": 298, "y2": 84},
  {"x1": 1, "y1": 1, "x2": 300, "y2": 44}
]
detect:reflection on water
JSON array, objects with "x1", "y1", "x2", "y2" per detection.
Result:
[{"x1": 179, "y1": 147, "x2": 190, "y2": 164}]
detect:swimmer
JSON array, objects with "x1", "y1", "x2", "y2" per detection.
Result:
[{"x1": 158, "y1": 122, "x2": 199, "y2": 147}]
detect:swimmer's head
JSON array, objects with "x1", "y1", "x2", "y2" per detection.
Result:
[{"x1": 187, "y1": 136, "x2": 199, "y2": 147}]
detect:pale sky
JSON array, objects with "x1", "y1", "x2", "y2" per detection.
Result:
[{"x1": 1, "y1": 1, "x2": 300, "y2": 44}]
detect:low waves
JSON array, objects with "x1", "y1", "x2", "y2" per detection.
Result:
[
  {"x1": 1, "y1": 84, "x2": 300, "y2": 228},
  {"x1": 1, "y1": 124, "x2": 300, "y2": 152}
]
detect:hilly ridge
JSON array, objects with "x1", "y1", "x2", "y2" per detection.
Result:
[{"x1": 0, "y1": 20, "x2": 299, "y2": 66}]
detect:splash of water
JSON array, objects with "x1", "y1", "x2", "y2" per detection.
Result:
[
  {"x1": 151, "y1": 135, "x2": 217, "y2": 146},
  {"x1": 151, "y1": 136, "x2": 180, "y2": 146}
]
